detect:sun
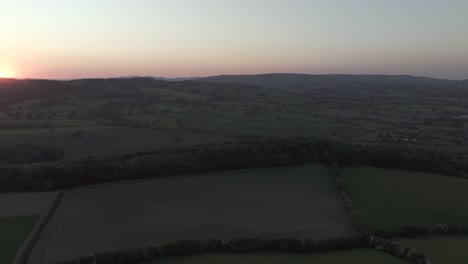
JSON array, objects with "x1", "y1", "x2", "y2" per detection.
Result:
[{"x1": 0, "y1": 66, "x2": 14, "y2": 78}]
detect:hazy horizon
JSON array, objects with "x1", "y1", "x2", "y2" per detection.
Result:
[
  {"x1": 5, "y1": 72, "x2": 468, "y2": 82},
  {"x1": 2, "y1": 0, "x2": 468, "y2": 80}
]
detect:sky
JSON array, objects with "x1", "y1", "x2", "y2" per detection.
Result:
[{"x1": 1, "y1": 0, "x2": 467, "y2": 80}]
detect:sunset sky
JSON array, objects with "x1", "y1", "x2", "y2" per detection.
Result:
[{"x1": 1, "y1": 0, "x2": 467, "y2": 79}]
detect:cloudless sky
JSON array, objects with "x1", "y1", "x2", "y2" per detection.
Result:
[{"x1": 1, "y1": 0, "x2": 467, "y2": 79}]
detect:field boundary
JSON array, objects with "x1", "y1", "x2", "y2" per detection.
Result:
[
  {"x1": 325, "y1": 164, "x2": 356, "y2": 233},
  {"x1": 13, "y1": 192, "x2": 64, "y2": 264},
  {"x1": 55, "y1": 235, "x2": 432, "y2": 264}
]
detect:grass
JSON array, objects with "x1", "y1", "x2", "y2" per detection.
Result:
[
  {"x1": 0, "y1": 215, "x2": 39, "y2": 264},
  {"x1": 302, "y1": 122, "x2": 347, "y2": 139},
  {"x1": 29, "y1": 164, "x2": 352, "y2": 264},
  {"x1": 0, "y1": 125, "x2": 229, "y2": 159},
  {"x1": 63, "y1": 126, "x2": 229, "y2": 159},
  {"x1": 398, "y1": 236, "x2": 468, "y2": 264},
  {"x1": 0, "y1": 131, "x2": 60, "y2": 147},
  {"x1": 343, "y1": 167, "x2": 468, "y2": 230},
  {"x1": 146, "y1": 249, "x2": 408, "y2": 264}
]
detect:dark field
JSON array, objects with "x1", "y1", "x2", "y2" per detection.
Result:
[
  {"x1": 0, "y1": 192, "x2": 58, "y2": 264},
  {"x1": 145, "y1": 249, "x2": 408, "y2": 264},
  {"x1": 28, "y1": 164, "x2": 353, "y2": 264},
  {"x1": 0, "y1": 216, "x2": 38, "y2": 264},
  {"x1": 343, "y1": 167, "x2": 468, "y2": 229},
  {"x1": 0, "y1": 192, "x2": 58, "y2": 218}
]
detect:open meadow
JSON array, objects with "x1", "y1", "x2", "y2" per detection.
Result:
[
  {"x1": 0, "y1": 216, "x2": 38, "y2": 264},
  {"x1": 0, "y1": 192, "x2": 58, "y2": 264},
  {"x1": 28, "y1": 164, "x2": 353, "y2": 264},
  {"x1": 343, "y1": 167, "x2": 468, "y2": 230}
]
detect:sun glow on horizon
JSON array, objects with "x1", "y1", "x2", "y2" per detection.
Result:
[{"x1": 0, "y1": 66, "x2": 14, "y2": 78}]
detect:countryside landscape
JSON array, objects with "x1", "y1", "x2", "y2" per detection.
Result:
[{"x1": 2, "y1": 1, "x2": 468, "y2": 264}]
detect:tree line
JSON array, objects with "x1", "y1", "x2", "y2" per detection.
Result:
[
  {"x1": 0, "y1": 137, "x2": 467, "y2": 192},
  {"x1": 56, "y1": 235, "x2": 434, "y2": 264}
]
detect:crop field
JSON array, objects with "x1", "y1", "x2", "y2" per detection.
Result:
[
  {"x1": 0, "y1": 216, "x2": 39, "y2": 264},
  {"x1": 0, "y1": 192, "x2": 58, "y2": 264},
  {"x1": 0, "y1": 126, "x2": 229, "y2": 160},
  {"x1": 147, "y1": 249, "x2": 407, "y2": 264},
  {"x1": 343, "y1": 167, "x2": 468, "y2": 229},
  {"x1": 398, "y1": 236, "x2": 468, "y2": 264},
  {"x1": 28, "y1": 164, "x2": 353, "y2": 264}
]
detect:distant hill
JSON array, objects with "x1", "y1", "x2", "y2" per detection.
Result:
[
  {"x1": 117, "y1": 76, "x2": 194, "y2": 82},
  {"x1": 1, "y1": 74, "x2": 466, "y2": 101},
  {"x1": 0, "y1": 77, "x2": 261, "y2": 101},
  {"x1": 197, "y1": 73, "x2": 460, "y2": 90}
]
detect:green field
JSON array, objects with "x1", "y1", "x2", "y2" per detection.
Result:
[
  {"x1": 398, "y1": 236, "x2": 468, "y2": 264},
  {"x1": 0, "y1": 216, "x2": 38, "y2": 264},
  {"x1": 343, "y1": 167, "x2": 468, "y2": 230},
  {"x1": 147, "y1": 249, "x2": 407, "y2": 264},
  {"x1": 29, "y1": 164, "x2": 352, "y2": 264},
  {"x1": 0, "y1": 126, "x2": 229, "y2": 160},
  {"x1": 63, "y1": 126, "x2": 229, "y2": 159}
]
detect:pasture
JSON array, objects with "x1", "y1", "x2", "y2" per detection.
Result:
[
  {"x1": 28, "y1": 164, "x2": 353, "y2": 264},
  {"x1": 146, "y1": 249, "x2": 408, "y2": 264},
  {"x1": 0, "y1": 191, "x2": 57, "y2": 264},
  {"x1": 0, "y1": 216, "x2": 38, "y2": 264},
  {"x1": 343, "y1": 167, "x2": 468, "y2": 230},
  {"x1": 398, "y1": 236, "x2": 468, "y2": 264},
  {"x1": 62, "y1": 126, "x2": 229, "y2": 159},
  {"x1": 0, "y1": 126, "x2": 229, "y2": 160},
  {"x1": 0, "y1": 192, "x2": 58, "y2": 218}
]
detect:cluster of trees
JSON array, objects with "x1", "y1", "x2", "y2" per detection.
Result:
[
  {"x1": 366, "y1": 236, "x2": 430, "y2": 264},
  {"x1": 57, "y1": 235, "x2": 368, "y2": 264},
  {"x1": 0, "y1": 144, "x2": 64, "y2": 165},
  {"x1": 330, "y1": 164, "x2": 363, "y2": 231},
  {"x1": 0, "y1": 137, "x2": 467, "y2": 192}
]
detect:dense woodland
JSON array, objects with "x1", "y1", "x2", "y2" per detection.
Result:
[{"x1": 1, "y1": 137, "x2": 466, "y2": 192}]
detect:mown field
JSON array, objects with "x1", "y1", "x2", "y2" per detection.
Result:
[
  {"x1": 28, "y1": 164, "x2": 353, "y2": 264},
  {"x1": 0, "y1": 216, "x2": 38, "y2": 264},
  {"x1": 398, "y1": 236, "x2": 468, "y2": 264},
  {"x1": 146, "y1": 249, "x2": 408, "y2": 264},
  {"x1": 343, "y1": 167, "x2": 468, "y2": 230}
]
